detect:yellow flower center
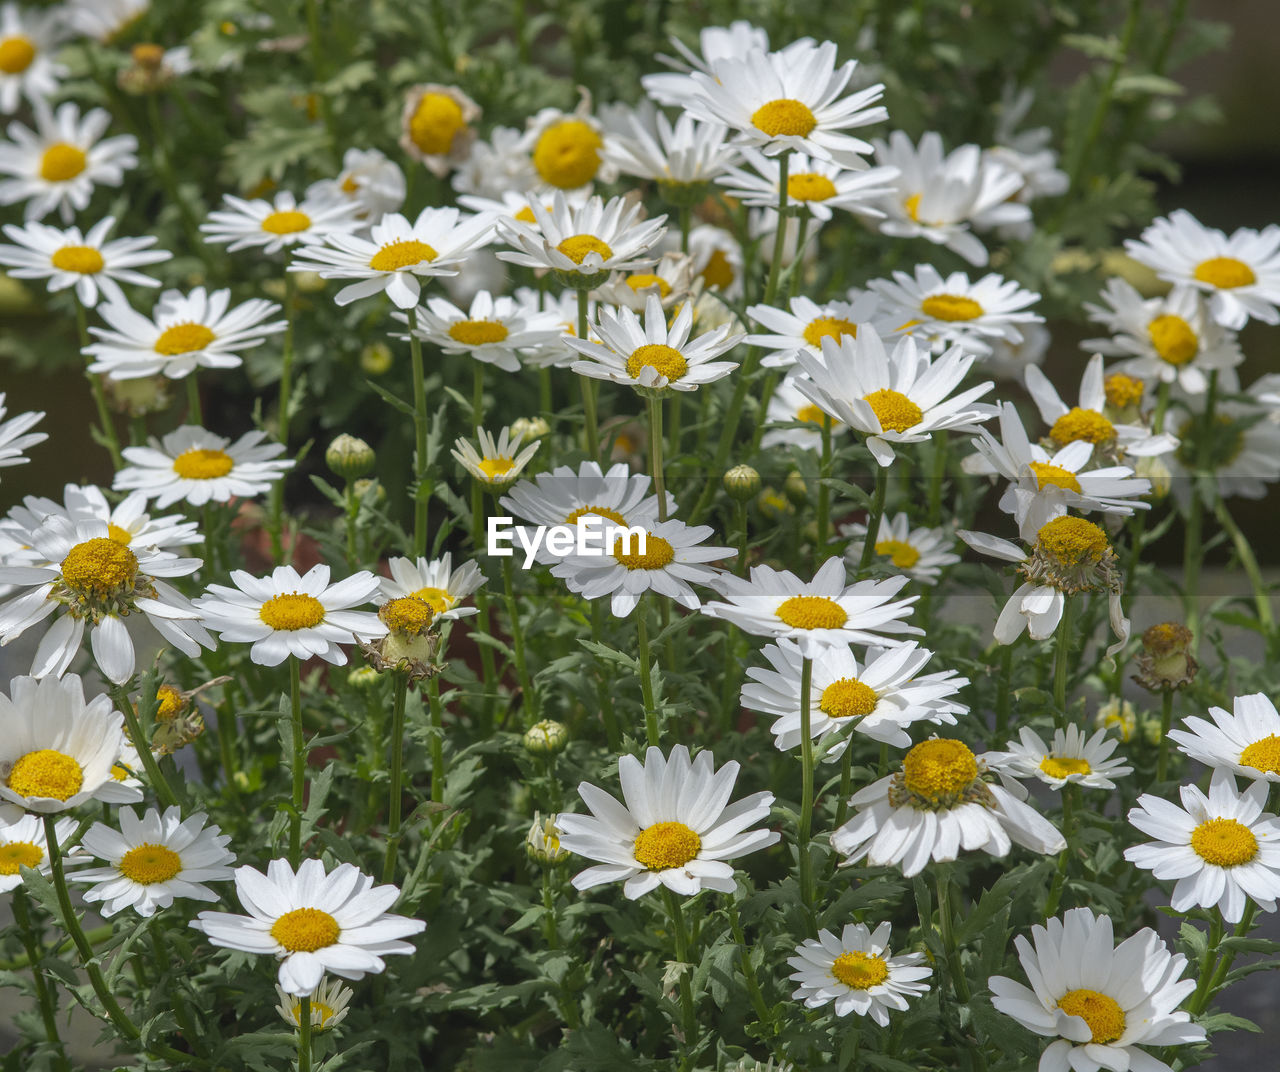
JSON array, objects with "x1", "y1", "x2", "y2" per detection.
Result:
[
  {"x1": 1240, "y1": 735, "x2": 1280, "y2": 776},
  {"x1": 751, "y1": 98, "x2": 817, "y2": 138},
  {"x1": 1028, "y1": 461, "x2": 1082, "y2": 493},
  {"x1": 803, "y1": 316, "x2": 857, "y2": 349},
  {"x1": 156, "y1": 684, "x2": 184, "y2": 721},
  {"x1": 106, "y1": 523, "x2": 133, "y2": 545},
  {"x1": 61, "y1": 537, "x2": 139, "y2": 595},
  {"x1": 787, "y1": 172, "x2": 837, "y2": 202},
  {"x1": 700, "y1": 249, "x2": 735, "y2": 290},
  {"x1": 533, "y1": 119, "x2": 603, "y2": 189},
  {"x1": 408, "y1": 92, "x2": 466, "y2": 156},
  {"x1": 110, "y1": 762, "x2": 133, "y2": 781},
  {"x1": 448, "y1": 319, "x2": 510, "y2": 346},
  {"x1": 1057, "y1": 989, "x2": 1126, "y2": 1044},
  {"x1": 131, "y1": 43, "x2": 165, "y2": 70},
  {"x1": 830, "y1": 950, "x2": 889, "y2": 989},
  {"x1": 8, "y1": 749, "x2": 84, "y2": 802},
  {"x1": 369, "y1": 239, "x2": 438, "y2": 272},
  {"x1": 39, "y1": 143, "x2": 87, "y2": 183},
  {"x1": 154, "y1": 322, "x2": 217, "y2": 356},
  {"x1": 514, "y1": 206, "x2": 538, "y2": 224},
  {"x1": 1194, "y1": 256, "x2": 1256, "y2": 290},
  {"x1": 625, "y1": 273, "x2": 671, "y2": 297},
  {"x1": 259, "y1": 592, "x2": 327, "y2": 631},
  {"x1": 1147, "y1": 314, "x2": 1199, "y2": 366},
  {"x1": 632, "y1": 820, "x2": 701, "y2": 870},
  {"x1": 1104, "y1": 373, "x2": 1145, "y2": 409},
  {"x1": 796, "y1": 403, "x2": 832, "y2": 428},
  {"x1": 819, "y1": 677, "x2": 878, "y2": 720},
  {"x1": 775, "y1": 595, "x2": 848, "y2": 630},
  {"x1": 626, "y1": 343, "x2": 688, "y2": 383},
  {"x1": 50, "y1": 245, "x2": 105, "y2": 274},
  {"x1": 1190, "y1": 817, "x2": 1258, "y2": 867},
  {"x1": 340, "y1": 174, "x2": 360, "y2": 194},
  {"x1": 875, "y1": 539, "x2": 921, "y2": 569},
  {"x1": 270, "y1": 907, "x2": 341, "y2": 952},
  {"x1": 1039, "y1": 756, "x2": 1092, "y2": 779},
  {"x1": 921, "y1": 294, "x2": 984, "y2": 321},
  {"x1": 172, "y1": 447, "x2": 235, "y2": 479},
  {"x1": 118, "y1": 843, "x2": 183, "y2": 884},
  {"x1": 381, "y1": 595, "x2": 433, "y2": 634},
  {"x1": 0, "y1": 841, "x2": 44, "y2": 875},
  {"x1": 612, "y1": 532, "x2": 674, "y2": 570},
  {"x1": 902, "y1": 739, "x2": 978, "y2": 801},
  {"x1": 1050, "y1": 407, "x2": 1116, "y2": 446},
  {"x1": 411, "y1": 586, "x2": 456, "y2": 614},
  {"x1": 863, "y1": 388, "x2": 923, "y2": 433},
  {"x1": 564, "y1": 505, "x2": 629, "y2": 527},
  {"x1": 556, "y1": 233, "x2": 613, "y2": 266},
  {"x1": 1036, "y1": 516, "x2": 1109, "y2": 567},
  {"x1": 261, "y1": 210, "x2": 312, "y2": 235},
  {"x1": 904, "y1": 193, "x2": 924, "y2": 222},
  {"x1": 0, "y1": 35, "x2": 36, "y2": 74}
]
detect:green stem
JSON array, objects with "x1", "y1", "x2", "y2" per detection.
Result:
[
  {"x1": 797, "y1": 657, "x2": 816, "y2": 923},
  {"x1": 734, "y1": 501, "x2": 749, "y2": 576},
  {"x1": 1188, "y1": 915, "x2": 1223, "y2": 1016},
  {"x1": 150, "y1": 926, "x2": 200, "y2": 1043},
  {"x1": 298, "y1": 995, "x2": 313, "y2": 1072},
  {"x1": 936, "y1": 869, "x2": 971, "y2": 1003},
  {"x1": 111, "y1": 685, "x2": 178, "y2": 808},
  {"x1": 995, "y1": 644, "x2": 1013, "y2": 739},
  {"x1": 679, "y1": 204, "x2": 691, "y2": 254},
  {"x1": 662, "y1": 889, "x2": 699, "y2": 1064},
  {"x1": 12, "y1": 888, "x2": 69, "y2": 1071},
  {"x1": 288, "y1": 657, "x2": 307, "y2": 865},
  {"x1": 1053, "y1": 595, "x2": 1074, "y2": 729},
  {"x1": 592, "y1": 599, "x2": 621, "y2": 749},
  {"x1": 927, "y1": 432, "x2": 948, "y2": 525},
  {"x1": 815, "y1": 418, "x2": 832, "y2": 566},
  {"x1": 186, "y1": 374, "x2": 202, "y2": 425},
  {"x1": 835, "y1": 738, "x2": 854, "y2": 827},
  {"x1": 728, "y1": 901, "x2": 775, "y2": 1041},
  {"x1": 1043, "y1": 785, "x2": 1076, "y2": 919},
  {"x1": 1151, "y1": 379, "x2": 1171, "y2": 435},
  {"x1": 578, "y1": 290, "x2": 599, "y2": 463},
  {"x1": 73, "y1": 294, "x2": 122, "y2": 469},
  {"x1": 472, "y1": 359, "x2": 485, "y2": 426},
  {"x1": 383, "y1": 673, "x2": 409, "y2": 883},
  {"x1": 344, "y1": 479, "x2": 359, "y2": 567},
  {"x1": 856, "y1": 464, "x2": 889, "y2": 577},
  {"x1": 646, "y1": 393, "x2": 667, "y2": 522},
  {"x1": 1214, "y1": 496, "x2": 1274, "y2": 634},
  {"x1": 1156, "y1": 689, "x2": 1175, "y2": 782},
  {"x1": 145, "y1": 93, "x2": 202, "y2": 252},
  {"x1": 762, "y1": 153, "x2": 791, "y2": 303},
  {"x1": 637, "y1": 595, "x2": 660, "y2": 747},
  {"x1": 1190, "y1": 904, "x2": 1258, "y2": 1015},
  {"x1": 501, "y1": 554, "x2": 537, "y2": 721},
  {"x1": 408, "y1": 308, "x2": 430, "y2": 557},
  {"x1": 270, "y1": 270, "x2": 298, "y2": 564}
]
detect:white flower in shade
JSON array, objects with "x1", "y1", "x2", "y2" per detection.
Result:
[
  {"x1": 377, "y1": 553, "x2": 485, "y2": 622},
  {"x1": 606, "y1": 110, "x2": 739, "y2": 189},
  {"x1": 986, "y1": 725, "x2": 1132, "y2": 791},
  {"x1": 275, "y1": 977, "x2": 352, "y2": 1033},
  {"x1": 114, "y1": 426, "x2": 292, "y2": 508},
  {"x1": 594, "y1": 252, "x2": 699, "y2": 314},
  {"x1": 555, "y1": 744, "x2": 779, "y2": 899},
  {"x1": 1167, "y1": 693, "x2": 1280, "y2": 784},
  {"x1": 641, "y1": 21, "x2": 774, "y2": 107},
  {"x1": 200, "y1": 191, "x2": 359, "y2": 255},
  {"x1": 0, "y1": 101, "x2": 137, "y2": 222},
  {"x1": 0, "y1": 217, "x2": 170, "y2": 307},
  {"x1": 688, "y1": 224, "x2": 743, "y2": 299},
  {"x1": 0, "y1": 393, "x2": 45, "y2": 476},
  {"x1": 65, "y1": 0, "x2": 148, "y2": 43},
  {"x1": 868, "y1": 264, "x2": 1042, "y2": 357},
  {"x1": 399, "y1": 83, "x2": 480, "y2": 177},
  {"x1": 497, "y1": 192, "x2": 667, "y2": 283},
  {"x1": 457, "y1": 189, "x2": 590, "y2": 233},
  {"x1": 290, "y1": 207, "x2": 494, "y2": 309},
  {"x1": 85, "y1": 287, "x2": 286, "y2": 380},
  {"x1": 869, "y1": 131, "x2": 1028, "y2": 267},
  {"x1": 761, "y1": 374, "x2": 847, "y2": 453},
  {"x1": 2, "y1": 485, "x2": 200, "y2": 561},
  {"x1": 719, "y1": 149, "x2": 898, "y2": 221},
  {"x1": 746, "y1": 292, "x2": 886, "y2": 369},
  {"x1": 700, "y1": 557, "x2": 921, "y2": 658},
  {"x1": 0, "y1": 517, "x2": 211, "y2": 684},
  {"x1": 1096, "y1": 696, "x2": 1138, "y2": 743},
  {"x1": 566, "y1": 292, "x2": 742, "y2": 394},
  {"x1": 793, "y1": 327, "x2": 995, "y2": 466},
  {"x1": 450, "y1": 125, "x2": 536, "y2": 200},
  {"x1": 191, "y1": 858, "x2": 425, "y2": 997},
  {"x1": 741, "y1": 638, "x2": 967, "y2": 752},
  {"x1": 840, "y1": 512, "x2": 960, "y2": 585},
  {"x1": 452, "y1": 425, "x2": 540, "y2": 488},
  {"x1": 549, "y1": 516, "x2": 731, "y2": 617},
  {"x1": 505, "y1": 286, "x2": 594, "y2": 369},
  {"x1": 986, "y1": 87, "x2": 1069, "y2": 207},
  {"x1": 0, "y1": 3, "x2": 65, "y2": 114},
  {"x1": 0, "y1": 814, "x2": 80, "y2": 891},
  {"x1": 1082, "y1": 279, "x2": 1242, "y2": 395},
  {"x1": 964, "y1": 402, "x2": 1151, "y2": 541},
  {"x1": 195, "y1": 564, "x2": 385, "y2": 667},
  {"x1": 989, "y1": 908, "x2": 1205, "y2": 1072},
  {"x1": 686, "y1": 41, "x2": 887, "y2": 167},
  {"x1": 520, "y1": 98, "x2": 616, "y2": 193},
  {"x1": 1124, "y1": 209, "x2": 1280, "y2": 330},
  {"x1": 0, "y1": 674, "x2": 142, "y2": 813},
  {"x1": 788, "y1": 922, "x2": 931, "y2": 1025},
  {"x1": 395, "y1": 290, "x2": 563, "y2": 373},
  {"x1": 69, "y1": 805, "x2": 235, "y2": 917},
  {"x1": 306, "y1": 147, "x2": 406, "y2": 223},
  {"x1": 1125, "y1": 769, "x2": 1280, "y2": 923},
  {"x1": 984, "y1": 322, "x2": 1050, "y2": 381},
  {"x1": 831, "y1": 737, "x2": 1065, "y2": 876}
]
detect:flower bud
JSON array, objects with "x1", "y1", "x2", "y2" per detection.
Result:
[
  {"x1": 757, "y1": 486, "x2": 794, "y2": 520},
  {"x1": 347, "y1": 666, "x2": 380, "y2": 690},
  {"x1": 511, "y1": 416, "x2": 551, "y2": 441},
  {"x1": 523, "y1": 719, "x2": 570, "y2": 756},
  {"x1": 352, "y1": 478, "x2": 385, "y2": 504},
  {"x1": 1141, "y1": 715, "x2": 1164, "y2": 747},
  {"x1": 326, "y1": 434, "x2": 376, "y2": 482},
  {"x1": 526, "y1": 812, "x2": 569, "y2": 865},
  {"x1": 723, "y1": 464, "x2": 761, "y2": 502},
  {"x1": 104, "y1": 375, "x2": 172, "y2": 417},
  {"x1": 784, "y1": 470, "x2": 807, "y2": 505},
  {"x1": 360, "y1": 341, "x2": 393, "y2": 375}
]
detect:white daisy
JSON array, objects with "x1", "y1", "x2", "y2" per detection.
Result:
[
  {"x1": 741, "y1": 638, "x2": 967, "y2": 752},
  {"x1": 840, "y1": 511, "x2": 960, "y2": 584},
  {"x1": 593, "y1": 252, "x2": 699, "y2": 314},
  {"x1": 290, "y1": 207, "x2": 494, "y2": 309},
  {"x1": 85, "y1": 286, "x2": 286, "y2": 380},
  {"x1": 718, "y1": 149, "x2": 898, "y2": 221},
  {"x1": 64, "y1": 0, "x2": 149, "y2": 43},
  {"x1": 191, "y1": 858, "x2": 425, "y2": 996},
  {"x1": 761, "y1": 374, "x2": 847, "y2": 453},
  {"x1": 306, "y1": 147, "x2": 406, "y2": 223},
  {"x1": 986, "y1": 87, "x2": 1069, "y2": 207},
  {"x1": 989, "y1": 908, "x2": 1205, "y2": 1072},
  {"x1": 114, "y1": 425, "x2": 292, "y2": 508},
  {"x1": 792, "y1": 327, "x2": 995, "y2": 466},
  {"x1": 606, "y1": 110, "x2": 740, "y2": 191},
  {"x1": 986, "y1": 724, "x2": 1132, "y2": 791},
  {"x1": 520, "y1": 98, "x2": 616, "y2": 193},
  {"x1": 274, "y1": 977, "x2": 352, "y2": 1033},
  {"x1": 555, "y1": 744, "x2": 779, "y2": 899},
  {"x1": 1124, "y1": 209, "x2": 1280, "y2": 329},
  {"x1": 200, "y1": 190, "x2": 359, "y2": 255},
  {"x1": 0, "y1": 101, "x2": 137, "y2": 222},
  {"x1": 831, "y1": 737, "x2": 1065, "y2": 876},
  {"x1": 0, "y1": 674, "x2": 142, "y2": 813},
  {"x1": 787, "y1": 921, "x2": 931, "y2": 1025},
  {"x1": 688, "y1": 224, "x2": 744, "y2": 299},
  {"x1": 507, "y1": 286, "x2": 596, "y2": 368},
  {"x1": 1125, "y1": 769, "x2": 1280, "y2": 924},
  {"x1": 450, "y1": 124, "x2": 536, "y2": 200},
  {"x1": 983, "y1": 322, "x2": 1050, "y2": 381},
  {"x1": 69, "y1": 805, "x2": 236, "y2": 917},
  {"x1": 395, "y1": 290, "x2": 563, "y2": 373},
  {"x1": 399, "y1": 83, "x2": 481, "y2": 177},
  {"x1": 641, "y1": 21, "x2": 774, "y2": 107},
  {"x1": 0, "y1": 814, "x2": 80, "y2": 891},
  {"x1": 0, "y1": 4, "x2": 65, "y2": 114},
  {"x1": 195, "y1": 564, "x2": 385, "y2": 668},
  {"x1": 700, "y1": 557, "x2": 921, "y2": 658},
  {"x1": 452, "y1": 425, "x2": 540, "y2": 489},
  {"x1": 746, "y1": 292, "x2": 887, "y2": 369},
  {"x1": 377, "y1": 553, "x2": 485, "y2": 622},
  {"x1": 1167, "y1": 693, "x2": 1280, "y2": 784},
  {"x1": 0, "y1": 392, "x2": 45, "y2": 475}
]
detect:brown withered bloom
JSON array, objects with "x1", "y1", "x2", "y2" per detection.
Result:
[{"x1": 1132, "y1": 622, "x2": 1198, "y2": 692}]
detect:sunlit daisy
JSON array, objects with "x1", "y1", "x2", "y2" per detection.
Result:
[
  {"x1": 606, "y1": 110, "x2": 739, "y2": 194},
  {"x1": 201, "y1": 190, "x2": 359, "y2": 255},
  {"x1": 114, "y1": 426, "x2": 292, "y2": 508},
  {"x1": 840, "y1": 512, "x2": 960, "y2": 584},
  {"x1": 520, "y1": 97, "x2": 616, "y2": 192},
  {"x1": 275, "y1": 977, "x2": 352, "y2": 1033},
  {"x1": 0, "y1": 3, "x2": 65, "y2": 115},
  {"x1": 452, "y1": 425, "x2": 540, "y2": 489},
  {"x1": 719, "y1": 149, "x2": 898, "y2": 221},
  {"x1": 555, "y1": 744, "x2": 779, "y2": 899},
  {"x1": 986, "y1": 724, "x2": 1132, "y2": 791},
  {"x1": 396, "y1": 290, "x2": 563, "y2": 373},
  {"x1": 788, "y1": 922, "x2": 931, "y2": 1024},
  {"x1": 761, "y1": 374, "x2": 847, "y2": 453},
  {"x1": 746, "y1": 292, "x2": 886, "y2": 369},
  {"x1": 191, "y1": 858, "x2": 425, "y2": 996},
  {"x1": 306, "y1": 147, "x2": 406, "y2": 223},
  {"x1": 0, "y1": 392, "x2": 45, "y2": 476},
  {"x1": 0, "y1": 813, "x2": 80, "y2": 891},
  {"x1": 377, "y1": 553, "x2": 485, "y2": 622},
  {"x1": 594, "y1": 252, "x2": 699, "y2": 314},
  {"x1": 399, "y1": 83, "x2": 480, "y2": 177},
  {"x1": 1167, "y1": 693, "x2": 1280, "y2": 784},
  {"x1": 989, "y1": 908, "x2": 1205, "y2": 1072},
  {"x1": 641, "y1": 20, "x2": 773, "y2": 107}
]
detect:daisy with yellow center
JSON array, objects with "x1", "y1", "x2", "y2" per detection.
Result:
[
  {"x1": 201, "y1": 190, "x2": 359, "y2": 256},
  {"x1": 1167, "y1": 693, "x2": 1280, "y2": 785},
  {"x1": 0, "y1": 814, "x2": 79, "y2": 892},
  {"x1": 452, "y1": 425, "x2": 540, "y2": 490},
  {"x1": 747, "y1": 292, "x2": 886, "y2": 369},
  {"x1": 839, "y1": 511, "x2": 960, "y2": 585},
  {"x1": 987, "y1": 724, "x2": 1132, "y2": 791},
  {"x1": 762, "y1": 374, "x2": 852, "y2": 453},
  {"x1": 305, "y1": 147, "x2": 405, "y2": 221},
  {"x1": 718, "y1": 148, "x2": 899, "y2": 222},
  {"x1": 191, "y1": 858, "x2": 425, "y2": 996},
  {"x1": 555, "y1": 744, "x2": 779, "y2": 899},
  {"x1": 0, "y1": 2, "x2": 65, "y2": 116},
  {"x1": 594, "y1": 251, "x2": 700, "y2": 314},
  {"x1": 275, "y1": 977, "x2": 353, "y2": 1033},
  {"x1": 377, "y1": 552, "x2": 484, "y2": 623},
  {"x1": 606, "y1": 110, "x2": 739, "y2": 197},
  {"x1": 788, "y1": 921, "x2": 931, "y2": 1024},
  {"x1": 114, "y1": 425, "x2": 292, "y2": 508},
  {"x1": 399, "y1": 83, "x2": 480, "y2": 176},
  {"x1": 524, "y1": 103, "x2": 610, "y2": 191},
  {"x1": 397, "y1": 289, "x2": 564, "y2": 373}
]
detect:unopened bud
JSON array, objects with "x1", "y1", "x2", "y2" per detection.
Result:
[
  {"x1": 347, "y1": 666, "x2": 380, "y2": 690},
  {"x1": 511, "y1": 416, "x2": 551, "y2": 441},
  {"x1": 724, "y1": 464, "x2": 760, "y2": 502},
  {"x1": 523, "y1": 719, "x2": 570, "y2": 755},
  {"x1": 784, "y1": 470, "x2": 807, "y2": 505},
  {"x1": 361, "y1": 341, "x2": 393, "y2": 375},
  {"x1": 326, "y1": 434, "x2": 376, "y2": 481},
  {"x1": 352, "y1": 477, "x2": 384, "y2": 503}
]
